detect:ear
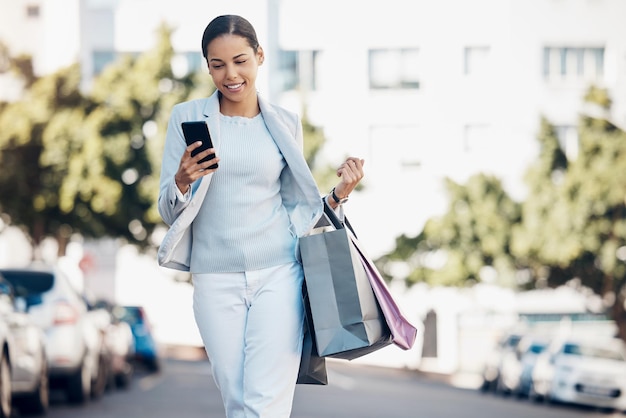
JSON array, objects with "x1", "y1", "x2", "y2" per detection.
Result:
[
  {"x1": 206, "y1": 59, "x2": 211, "y2": 74},
  {"x1": 257, "y1": 46, "x2": 265, "y2": 66}
]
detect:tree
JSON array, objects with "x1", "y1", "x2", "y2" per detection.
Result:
[
  {"x1": 380, "y1": 85, "x2": 626, "y2": 342},
  {"x1": 513, "y1": 87, "x2": 626, "y2": 340},
  {"x1": 379, "y1": 173, "x2": 521, "y2": 287},
  {"x1": 0, "y1": 22, "x2": 213, "y2": 257},
  {"x1": 0, "y1": 63, "x2": 93, "y2": 256},
  {"x1": 510, "y1": 118, "x2": 569, "y2": 285},
  {"x1": 301, "y1": 109, "x2": 336, "y2": 192},
  {"x1": 86, "y1": 22, "x2": 213, "y2": 247}
]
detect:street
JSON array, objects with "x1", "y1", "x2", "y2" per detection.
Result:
[{"x1": 38, "y1": 358, "x2": 615, "y2": 418}]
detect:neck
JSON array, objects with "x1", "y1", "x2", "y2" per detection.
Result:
[{"x1": 219, "y1": 92, "x2": 260, "y2": 118}]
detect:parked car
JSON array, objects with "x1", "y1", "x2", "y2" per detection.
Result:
[
  {"x1": 0, "y1": 266, "x2": 107, "y2": 404},
  {"x1": 480, "y1": 332, "x2": 523, "y2": 393},
  {"x1": 118, "y1": 306, "x2": 160, "y2": 372},
  {"x1": 91, "y1": 299, "x2": 135, "y2": 389},
  {"x1": 511, "y1": 336, "x2": 549, "y2": 397},
  {"x1": 496, "y1": 334, "x2": 548, "y2": 396},
  {"x1": 0, "y1": 278, "x2": 17, "y2": 418},
  {"x1": 0, "y1": 275, "x2": 49, "y2": 416},
  {"x1": 0, "y1": 277, "x2": 49, "y2": 416},
  {"x1": 80, "y1": 295, "x2": 115, "y2": 395},
  {"x1": 545, "y1": 337, "x2": 626, "y2": 411}
]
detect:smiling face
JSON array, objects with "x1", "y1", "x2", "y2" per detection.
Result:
[{"x1": 205, "y1": 34, "x2": 264, "y2": 117}]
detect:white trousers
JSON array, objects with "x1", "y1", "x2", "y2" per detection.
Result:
[{"x1": 192, "y1": 262, "x2": 305, "y2": 418}]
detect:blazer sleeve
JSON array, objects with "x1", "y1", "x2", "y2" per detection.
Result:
[{"x1": 158, "y1": 104, "x2": 191, "y2": 226}]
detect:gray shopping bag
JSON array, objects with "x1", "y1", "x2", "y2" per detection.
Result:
[
  {"x1": 300, "y1": 207, "x2": 391, "y2": 360},
  {"x1": 297, "y1": 283, "x2": 328, "y2": 385}
]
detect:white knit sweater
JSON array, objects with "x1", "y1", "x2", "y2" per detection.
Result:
[{"x1": 190, "y1": 113, "x2": 296, "y2": 273}]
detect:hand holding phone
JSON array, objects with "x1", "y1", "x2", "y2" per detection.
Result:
[{"x1": 181, "y1": 121, "x2": 218, "y2": 169}]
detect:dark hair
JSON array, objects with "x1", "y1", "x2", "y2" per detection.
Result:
[{"x1": 201, "y1": 15, "x2": 260, "y2": 59}]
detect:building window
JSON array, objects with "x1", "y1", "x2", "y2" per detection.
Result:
[
  {"x1": 543, "y1": 47, "x2": 604, "y2": 82},
  {"x1": 276, "y1": 49, "x2": 319, "y2": 92},
  {"x1": 26, "y1": 5, "x2": 40, "y2": 18},
  {"x1": 276, "y1": 50, "x2": 297, "y2": 91},
  {"x1": 92, "y1": 51, "x2": 116, "y2": 75},
  {"x1": 464, "y1": 46, "x2": 490, "y2": 76},
  {"x1": 369, "y1": 48, "x2": 420, "y2": 90},
  {"x1": 463, "y1": 124, "x2": 492, "y2": 153}
]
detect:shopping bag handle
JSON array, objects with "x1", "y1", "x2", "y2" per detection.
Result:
[{"x1": 322, "y1": 199, "x2": 358, "y2": 239}]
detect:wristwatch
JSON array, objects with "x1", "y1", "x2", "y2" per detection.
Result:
[{"x1": 331, "y1": 187, "x2": 349, "y2": 204}]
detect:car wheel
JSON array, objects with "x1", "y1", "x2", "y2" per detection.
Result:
[
  {"x1": 479, "y1": 378, "x2": 493, "y2": 393},
  {"x1": 146, "y1": 357, "x2": 160, "y2": 373},
  {"x1": 0, "y1": 351, "x2": 12, "y2": 418},
  {"x1": 16, "y1": 355, "x2": 49, "y2": 415},
  {"x1": 115, "y1": 361, "x2": 133, "y2": 390},
  {"x1": 66, "y1": 358, "x2": 91, "y2": 404},
  {"x1": 90, "y1": 353, "x2": 109, "y2": 399},
  {"x1": 528, "y1": 382, "x2": 541, "y2": 402}
]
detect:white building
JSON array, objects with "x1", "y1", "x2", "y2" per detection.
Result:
[{"x1": 275, "y1": 0, "x2": 626, "y2": 258}]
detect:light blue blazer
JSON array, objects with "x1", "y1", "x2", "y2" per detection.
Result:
[{"x1": 157, "y1": 90, "x2": 324, "y2": 271}]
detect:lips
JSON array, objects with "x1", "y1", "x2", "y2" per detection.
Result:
[{"x1": 226, "y1": 82, "x2": 244, "y2": 90}]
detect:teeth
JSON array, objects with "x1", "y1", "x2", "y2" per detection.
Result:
[{"x1": 227, "y1": 83, "x2": 243, "y2": 89}]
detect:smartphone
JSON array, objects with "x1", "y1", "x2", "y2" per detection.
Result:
[{"x1": 181, "y1": 121, "x2": 218, "y2": 169}]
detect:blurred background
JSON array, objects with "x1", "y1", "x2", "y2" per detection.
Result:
[{"x1": 1, "y1": 0, "x2": 626, "y2": 412}]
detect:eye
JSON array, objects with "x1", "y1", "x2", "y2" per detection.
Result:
[
  {"x1": 235, "y1": 60, "x2": 247, "y2": 65},
  {"x1": 211, "y1": 64, "x2": 224, "y2": 69}
]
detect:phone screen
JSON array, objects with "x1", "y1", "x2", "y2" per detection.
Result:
[{"x1": 181, "y1": 121, "x2": 218, "y2": 169}]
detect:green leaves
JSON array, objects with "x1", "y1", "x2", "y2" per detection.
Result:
[
  {"x1": 0, "y1": 23, "x2": 213, "y2": 254},
  {"x1": 380, "y1": 86, "x2": 626, "y2": 304}
]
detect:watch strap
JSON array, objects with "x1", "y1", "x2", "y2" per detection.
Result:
[{"x1": 331, "y1": 187, "x2": 348, "y2": 204}]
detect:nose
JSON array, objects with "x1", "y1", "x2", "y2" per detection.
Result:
[{"x1": 227, "y1": 65, "x2": 238, "y2": 80}]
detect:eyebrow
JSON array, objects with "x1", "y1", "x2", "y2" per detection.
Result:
[{"x1": 209, "y1": 53, "x2": 248, "y2": 63}]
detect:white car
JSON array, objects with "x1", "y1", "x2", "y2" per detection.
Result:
[
  {"x1": 546, "y1": 338, "x2": 626, "y2": 411},
  {"x1": 0, "y1": 274, "x2": 49, "y2": 416},
  {"x1": 89, "y1": 299, "x2": 135, "y2": 390},
  {"x1": 480, "y1": 332, "x2": 523, "y2": 393},
  {"x1": 512, "y1": 336, "x2": 549, "y2": 397},
  {"x1": 0, "y1": 266, "x2": 107, "y2": 405}
]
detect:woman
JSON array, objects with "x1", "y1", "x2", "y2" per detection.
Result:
[{"x1": 157, "y1": 15, "x2": 364, "y2": 418}]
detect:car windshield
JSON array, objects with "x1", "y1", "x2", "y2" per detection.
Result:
[
  {"x1": 0, "y1": 270, "x2": 54, "y2": 297},
  {"x1": 563, "y1": 342, "x2": 626, "y2": 361},
  {"x1": 118, "y1": 306, "x2": 143, "y2": 325},
  {"x1": 503, "y1": 335, "x2": 522, "y2": 349}
]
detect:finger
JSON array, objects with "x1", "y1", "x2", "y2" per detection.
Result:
[
  {"x1": 198, "y1": 156, "x2": 220, "y2": 171},
  {"x1": 337, "y1": 157, "x2": 364, "y2": 174},
  {"x1": 193, "y1": 148, "x2": 217, "y2": 163},
  {"x1": 346, "y1": 157, "x2": 363, "y2": 165},
  {"x1": 348, "y1": 158, "x2": 365, "y2": 172},
  {"x1": 186, "y1": 141, "x2": 203, "y2": 154},
  {"x1": 338, "y1": 161, "x2": 364, "y2": 181}
]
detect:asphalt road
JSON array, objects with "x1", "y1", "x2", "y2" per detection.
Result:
[{"x1": 35, "y1": 358, "x2": 618, "y2": 418}]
